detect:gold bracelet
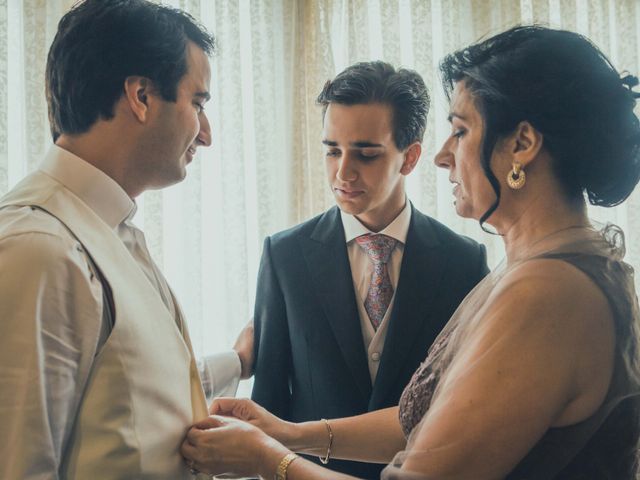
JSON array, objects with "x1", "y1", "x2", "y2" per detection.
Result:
[
  {"x1": 275, "y1": 452, "x2": 298, "y2": 480},
  {"x1": 318, "y1": 418, "x2": 333, "y2": 464}
]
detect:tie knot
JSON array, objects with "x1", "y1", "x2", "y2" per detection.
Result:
[{"x1": 355, "y1": 234, "x2": 397, "y2": 264}]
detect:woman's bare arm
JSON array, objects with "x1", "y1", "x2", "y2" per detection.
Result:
[
  {"x1": 398, "y1": 259, "x2": 615, "y2": 479},
  {"x1": 183, "y1": 404, "x2": 405, "y2": 478},
  {"x1": 289, "y1": 406, "x2": 406, "y2": 463},
  {"x1": 210, "y1": 398, "x2": 405, "y2": 464}
]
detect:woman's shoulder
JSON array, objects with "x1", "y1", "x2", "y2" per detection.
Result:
[
  {"x1": 475, "y1": 257, "x2": 616, "y2": 425},
  {"x1": 494, "y1": 256, "x2": 599, "y2": 300},
  {"x1": 485, "y1": 257, "x2": 614, "y2": 344}
]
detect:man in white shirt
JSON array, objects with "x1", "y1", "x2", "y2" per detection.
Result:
[
  {"x1": 0, "y1": 1, "x2": 247, "y2": 478},
  {"x1": 251, "y1": 61, "x2": 490, "y2": 479}
]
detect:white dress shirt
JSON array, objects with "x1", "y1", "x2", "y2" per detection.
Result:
[
  {"x1": 340, "y1": 202, "x2": 411, "y2": 383},
  {"x1": 0, "y1": 145, "x2": 239, "y2": 476}
]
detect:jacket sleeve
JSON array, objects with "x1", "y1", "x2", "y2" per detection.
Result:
[{"x1": 251, "y1": 236, "x2": 293, "y2": 419}]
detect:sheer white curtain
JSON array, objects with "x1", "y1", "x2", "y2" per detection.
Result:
[{"x1": 1, "y1": 0, "x2": 639, "y2": 364}]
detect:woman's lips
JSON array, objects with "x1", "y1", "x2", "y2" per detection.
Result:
[{"x1": 185, "y1": 146, "x2": 197, "y2": 163}]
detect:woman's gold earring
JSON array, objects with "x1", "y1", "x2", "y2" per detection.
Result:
[{"x1": 507, "y1": 162, "x2": 526, "y2": 189}]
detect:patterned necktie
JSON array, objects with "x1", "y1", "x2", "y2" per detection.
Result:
[{"x1": 355, "y1": 234, "x2": 397, "y2": 330}]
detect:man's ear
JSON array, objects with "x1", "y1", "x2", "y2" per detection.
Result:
[
  {"x1": 400, "y1": 142, "x2": 422, "y2": 175},
  {"x1": 510, "y1": 121, "x2": 543, "y2": 168},
  {"x1": 123, "y1": 76, "x2": 154, "y2": 123}
]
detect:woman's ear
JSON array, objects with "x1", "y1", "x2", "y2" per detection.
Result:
[
  {"x1": 123, "y1": 76, "x2": 153, "y2": 123},
  {"x1": 400, "y1": 142, "x2": 422, "y2": 175},
  {"x1": 511, "y1": 121, "x2": 543, "y2": 168}
]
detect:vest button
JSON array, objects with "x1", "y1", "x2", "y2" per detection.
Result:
[{"x1": 371, "y1": 352, "x2": 380, "y2": 362}]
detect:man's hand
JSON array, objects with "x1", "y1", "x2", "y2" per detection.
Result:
[{"x1": 233, "y1": 319, "x2": 254, "y2": 379}]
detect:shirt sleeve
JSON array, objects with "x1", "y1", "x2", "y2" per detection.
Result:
[
  {"x1": 199, "y1": 351, "x2": 241, "y2": 400},
  {"x1": 0, "y1": 230, "x2": 105, "y2": 479}
]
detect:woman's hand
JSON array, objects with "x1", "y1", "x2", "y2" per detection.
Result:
[
  {"x1": 181, "y1": 415, "x2": 290, "y2": 477},
  {"x1": 209, "y1": 397, "x2": 299, "y2": 448}
]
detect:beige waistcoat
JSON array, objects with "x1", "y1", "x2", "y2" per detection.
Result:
[{"x1": 0, "y1": 171, "x2": 208, "y2": 479}]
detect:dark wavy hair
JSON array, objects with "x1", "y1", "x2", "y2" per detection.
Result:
[
  {"x1": 46, "y1": 0, "x2": 215, "y2": 142},
  {"x1": 440, "y1": 25, "x2": 640, "y2": 228},
  {"x1": 316, "y1": 61, "x2": 430, "y2": 150}
]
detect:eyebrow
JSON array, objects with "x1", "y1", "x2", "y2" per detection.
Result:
[
  {"x1": 447, "y1": 112, "x2": 467, "y2": 122},
  {"x1": 321, "y1": 140, "x2": 385, "y2": 148},
  {"x1": 194, "y1": 91, "x2": 211, "y2": 102}
]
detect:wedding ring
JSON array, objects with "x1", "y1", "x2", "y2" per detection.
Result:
[{"x1": 187, "y1": 459, "x2": 199, "y2": 475}]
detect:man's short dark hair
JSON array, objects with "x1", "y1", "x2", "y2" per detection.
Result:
[
  {"x1": 316, "y1": 61, "x2": 430, "y2": 150},
  {"x1": 46, "y1": 0, "x2": 215, "y2": 142}
]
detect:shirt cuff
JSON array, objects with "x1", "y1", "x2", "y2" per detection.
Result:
[{"x1": 201, "y1": 351, "x2": 241, "y2": 400}]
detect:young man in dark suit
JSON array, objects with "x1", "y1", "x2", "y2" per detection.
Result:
[{"x1": 251, "y1": 61, "x2": 489, "y2": 479}]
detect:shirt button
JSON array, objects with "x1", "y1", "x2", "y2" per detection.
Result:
[{"x1": 371, "y1": 352, "x2": 380, "y2": 362}]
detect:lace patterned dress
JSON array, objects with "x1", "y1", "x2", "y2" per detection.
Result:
[{"x1": 382, "y1": 226, "x2": 640, "y2": 479}]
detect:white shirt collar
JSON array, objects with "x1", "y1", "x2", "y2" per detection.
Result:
[
  {"x1": 341, "y1": 200, "x2": 412, "y2": 245},
  {"x1": 40, "y1": 145, "x2": 135, "y2": 229}
]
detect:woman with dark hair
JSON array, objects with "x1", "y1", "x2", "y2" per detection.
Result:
[{"x1": 181, "y1": 26, "x2": 640, "y2": 479}]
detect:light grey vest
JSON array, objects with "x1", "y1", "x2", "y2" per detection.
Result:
[{"x1": 0, "y1": 171, "x2": 208, "y2": 479}]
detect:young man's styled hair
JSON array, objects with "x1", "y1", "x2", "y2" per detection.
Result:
[
  {"x1": 46, "y1": 0, "x2": 215, "y2": 142},
  {"x1": 316, "y1": 61, "x2": 430, "y2": 151}
]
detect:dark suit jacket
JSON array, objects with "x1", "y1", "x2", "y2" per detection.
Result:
[{"x1": 251, "y1": 205, "x2": 489, "y2": 479}]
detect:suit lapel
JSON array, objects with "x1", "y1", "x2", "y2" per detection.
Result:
[
  {"x1": 369, "y1": 206, "x2": 446, "y2": 409},
  {"x1": 300, "y1": 207, "x2": 372, "y2": 402}
]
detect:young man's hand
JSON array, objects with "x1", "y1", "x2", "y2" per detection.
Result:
[{"x1": 233, "y1": 319, "x2": 255, "y2": 379}]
